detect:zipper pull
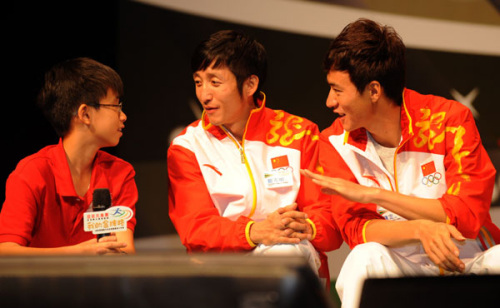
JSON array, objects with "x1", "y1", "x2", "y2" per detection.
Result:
[{"x1": 240, "y1": 148, "x2": 245, "y2": 164}]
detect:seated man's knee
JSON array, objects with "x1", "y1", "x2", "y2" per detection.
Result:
[
  {"x1": 345, "y1": 242, "x2": 390, "y2": 267},
  {"x1": 253, "y1": 241, "x2": 313, "y2": 257},
  {"x1": 483, "y1": 244, "x2": 500, "y2": 273},
  {"x1": 351, "y1": 242, "x2": 388, "y2": 257},
  {"x1": 252, "y1": 241, "x2": 321, "y2": 273}
]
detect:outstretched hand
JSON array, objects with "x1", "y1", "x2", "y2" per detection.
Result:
[{"x1": 301, "y1": 169, "x2": 376, "y2": 203}]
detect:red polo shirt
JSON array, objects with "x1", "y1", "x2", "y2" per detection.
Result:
[{"x1": 0, "y1": 139, "x2": 137, "y2": 248}]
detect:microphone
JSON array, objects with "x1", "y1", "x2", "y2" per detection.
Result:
[{"x1": 92, "y1": 188, "x2": 111, "y2": 240}]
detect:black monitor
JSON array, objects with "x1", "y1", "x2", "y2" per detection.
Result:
[
  {"x1": 0, "y1": 253, "x2": 336, "y2": 308},
  {"x1": 359, "y1": 275, "x2": 500, "y2": 308}
]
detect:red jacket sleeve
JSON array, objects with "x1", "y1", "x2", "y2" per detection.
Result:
[
  {"x1": 296, "y1": 123, "x2": 343, "y2": 252},
  {"x1": 439, "y1": 107, "x2": 496, "y2": 238},
  {"x1": 167, "y1": 144, "x2": 254, "y2": 252}
]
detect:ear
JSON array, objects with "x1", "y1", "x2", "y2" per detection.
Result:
[
  {"x1": 367, "y1": 81, "x2": 382, "y2": 103},
  {"x1": 76, "y1": 104, "x2": 92, "y2": 125},
  {"x1": 243, "y1": 75, "x2": 259, "y2": 98}
]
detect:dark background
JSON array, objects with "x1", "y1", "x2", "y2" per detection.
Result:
[{"x1": 3, "y1": 1, "x2": 499, "y2": 239}]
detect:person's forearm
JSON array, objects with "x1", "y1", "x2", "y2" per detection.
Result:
[
  {"x1": 116, "y1": 229, "x2": 135, "y2": 254},
  {"x1": 365, "y1": 218, "x2": 466, "y2": 272},
  {"x1": 370, "y1": 188, "x2": 447, "y2": 222},
  {"x1": 301, "y1": 169, "x2": 447, "y2": 222},
  {"x1": 0, "y1": 242, "x2": 77, "y2": 255},
  {"x1": 364, "y1": 219, "x2": 420, "y2": 247}
]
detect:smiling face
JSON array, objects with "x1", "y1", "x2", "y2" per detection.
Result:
[
  {"x1": 326, "y1": 70, "x2": 375, "y2": 132},
  {"x1": 193, "y1": 63, "x2": 255, "y2": 139}
]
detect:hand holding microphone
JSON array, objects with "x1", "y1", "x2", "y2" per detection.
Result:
[
  {"x1": 80, "y1": 188, "x2": 130, "y2": 254},
  {"x1": 92, "y1": 188, "x2": 112, "y2": 241}
]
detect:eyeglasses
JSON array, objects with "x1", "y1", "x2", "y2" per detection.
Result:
[{"x1": 97, "y1": 102, "x2": 123, "y2": 112}]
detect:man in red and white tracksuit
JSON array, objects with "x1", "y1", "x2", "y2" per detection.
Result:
[
  {"x1": 168, "y1": 30, "x2": 342, "y2": 289},
  {"x1": 302, "y1": 18, "x2": 500, "y2": 307},
  {"x1": 318, "y1": 88, "x2": 500, "y2": 307}
]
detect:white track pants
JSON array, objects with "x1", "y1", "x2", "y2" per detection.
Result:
[
  {"x1": 251, "y1": 240, "x2": 321, "y2": 275},
  {"x1": 336, "y1": 242, "x2": 500, "y2": 308}
]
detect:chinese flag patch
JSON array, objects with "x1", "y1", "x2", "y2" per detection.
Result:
[
  {"x1": 271, "y1": 155, "x2": 289, "y2": 169},
  {"x1": 421, "y1": 161, "x2": 436, "y2": 176}
]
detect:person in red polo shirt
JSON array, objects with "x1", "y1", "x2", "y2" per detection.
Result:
[{"x1": 0, "y1": 57, "x2": 137, "y2": 255}]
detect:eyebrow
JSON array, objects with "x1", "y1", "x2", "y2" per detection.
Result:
[
  {"x1": 327, "y1": 81, "x2": 342, "y2": 88},
  {"x1": 193, "y1": 72, "x2": 221, "y2": 79}
]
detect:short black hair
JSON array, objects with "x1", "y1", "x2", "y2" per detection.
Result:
[
  {"x1": 37, "y1": 57, "x2": 124, "y2": 137},
  {"x1": 324, "y1": 18, "x2": 406, "y2": 105},
  {"x1": 191, "y1": 30, "x2": 267, "y2": 101}
]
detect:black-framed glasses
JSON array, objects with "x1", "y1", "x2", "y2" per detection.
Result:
[{"x1": 97, "y1": 102, "x2": 123, "y2": 112}]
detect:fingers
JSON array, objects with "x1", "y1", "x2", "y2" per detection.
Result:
[
  {"x1": 273, "y1": 236, "x2": 302, "y2": 245},
  {"x1": 320, "y1": 187, "x2": 338, "y2": 195},
  {"x1": 284, "y1": 219, "x2": 307, "y2": 232},
  {"x1": 96, "y1": 242, "x2": 128, "y2": 255},
  {"x1": 256, "y1": 219, "x2": 312, "y2": 246},
  {"x1": 426, "y1": 239, "x2": 463, "y2": 272},
  {"x1": 442, "y1": 232, "x2": 460, "y2": 259},
  {"x1": 258, "y1": 202, "x2": 314, "y2": 245},
  {"x1": 300, "y1": 169, "x2": 313, "y2": 178},
  {"x1": 281, "y1": 210, "x2": 307, "y2": 220},
  {"x1": 286, "y1": 231, "x2": 311, "y2": 241},
  {"x1": 281, "y1": 218, "x2": 309, "y2": 235},
  {"x1": 420, "y1": 222, "x2": 465, "y2": 272},
  {"x1": 281, "y1": 217, "x2": 312, "y2": 241},
  {"x1": 300, "y1": 169, "x2": 322, "y2": 180},
  {"x1": 281, "y1": 210, "x2": 310, "y2": 233},
  {"x1": 273, "y1": 228, "x2": 309, "y2": 243},
  {"x1": 277, "y1": 203, "x2": 298, "y2": 214},
  {"x1": 301, "y1": 169, "x2": 341, "y2": 194},
  {"x1": 94, "y1": 235, "x2": 127, "y2": 255},
  {"x1": 275, "y1": 205, "x2": 308, "y2": 229},
  {"x1": 442, "y1": 226, "x2": 465, "y2": 272},
  {"x1": 449, "y1": 226, "x2": 466, "y2": 242},
  {"x1": 257, "y1": 228, "x2": 302, "y2": 246},
  {"x1": 97, "y1": 234, "x2": 117, "y2": 243},
  {"x1": 301, "y1": 169, "x2": 334, "y2": 185}
]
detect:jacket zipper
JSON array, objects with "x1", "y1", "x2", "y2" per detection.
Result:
[{"x1": 220, "y1": 125, "x2": 258, "y2": 217}]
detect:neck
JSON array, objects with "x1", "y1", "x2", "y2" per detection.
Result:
[
  {"x1": 62, "y1": 133, "x2": 99, "y2": 197},
  {"x1": 223, "y1": 98, "x2": 257, "y2": 143},
  {"x1": 366, "y1": 101, "x2": 402, "y2": 148}
]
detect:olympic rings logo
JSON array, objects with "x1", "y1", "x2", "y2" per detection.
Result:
[{"x1": 421, "y1": 172, "x2": 442, "y2": 186}]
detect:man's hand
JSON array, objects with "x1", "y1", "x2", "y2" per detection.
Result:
[
  {"x1": 279, "y1": 204, "x2": 314, "y2": 240},
  {"x1": 416, "y1": 220, "x2": 466, "y2": 272},
  {"x1": 301, "y1": 169, "x2": 376, "y2": 203},
  {"x1": 250, "y1": 203, "x2": 311, "y2": 245},
  {"x1": 76, "y1": 233, "x2": 127, "y2": 255}
]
